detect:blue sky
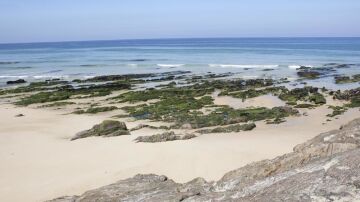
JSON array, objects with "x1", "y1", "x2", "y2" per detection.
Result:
[{"x1": 0, "y1": 0, "x2": 360, "y2": 43}]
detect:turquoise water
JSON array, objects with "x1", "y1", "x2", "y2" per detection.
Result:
[{"x1": 0, "y1": 38, "x2": 359, "y2": 87}]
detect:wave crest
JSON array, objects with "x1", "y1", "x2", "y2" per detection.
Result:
[
  {"x1": 209, "y1": 64, "x2": 279, "y2": 69},
  {"x1": 157, "y1": 64, "x2": 185, "y2": 68}
]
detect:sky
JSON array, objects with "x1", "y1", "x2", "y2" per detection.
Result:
[{"x1": 0, "y1": 0, "x2": 360, "y2": 43}]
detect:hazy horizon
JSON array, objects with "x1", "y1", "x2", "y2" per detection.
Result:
[
  {"x1": 1, "y1": 36, "x2": 360, "y2": 45},
  {"x1": 1, "y1": 0, "x2": 360, "y2": 43}
]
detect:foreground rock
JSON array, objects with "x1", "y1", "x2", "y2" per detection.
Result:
[
  {"x1": 71, "y1": 120, "x2": 130, "y2": 141},
  {"x1": 51, "y1": 118, "x2": 360, "y2": 201}
]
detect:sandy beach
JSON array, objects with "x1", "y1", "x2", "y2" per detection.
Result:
[
  {"x1": 0, "y1": 94, "x2": 359, "y2": 202},
  {"x1": 1, "y1": 1, "x2": 360, "y2": 200}
]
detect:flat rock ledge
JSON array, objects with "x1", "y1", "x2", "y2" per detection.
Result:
[
  {"x1": 134, "y1": 131, "x2": 196, "y2": 143},
  {"x1": 50, "y1": 118, "x2": 360, "y2": 201},
  {"x1": 71, "y1": 120, "x2": 130, "y2": 141}
]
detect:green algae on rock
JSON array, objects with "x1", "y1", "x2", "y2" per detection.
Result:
[
  {"x1": 332, "y1": 88, "x2": 360, "y2": 108},
  {"x1": 71, "y1": 120, "x2": 130, "y2": 141},
  {"x1": 196, "y1": 123, "x2": 256, "y2": 134},
  {"x1": 129, "y1": 124, "x2": 170, "y2": 132},
  {"x1": 335, "y1": 74, "x2": 360, "y2": 84},
  {"x1": 15, "y1": 82, "x2": 131, "y2": 106},
  {"x1": 39, "y1": 101, "x2": 76, "y2": 108},
  {"x1": 297, "y1": 70, "x2": 321, "y2": 79},
  {"x1": 278, "y1": 87, "x2": 326, "y2": 105},
  {"x1": 124, "y1": 98, "x2": 298, "y2": 129},
  {"x1": 327, "y1": 106, "x2": 348, "y2": 118},
  {"x1": 134, "y1": 131, "x2": 196, "y2": 143},
  {"x1": 73, "y1": 106, "x2": 118, "y2": 114},
  {"x1": 294, "y1": 103, "x2": 316, "y2": 108},
  {"x1": 219, "y1": 87, "x2": 285, "y2": 101}
]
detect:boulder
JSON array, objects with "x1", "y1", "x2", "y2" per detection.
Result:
[{"x1": 71, "y1": 120, "x2": 130, "y2": 141}]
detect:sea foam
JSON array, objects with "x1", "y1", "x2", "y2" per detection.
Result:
[
  {"x1": 157, "y1": 64, "x2": 185, "y2": 68},
  {"x1": 0, "y1": 75, "x2": 29, "y2": 79},
  {"x1": 209, "y1": 64, "x2": 279, "y2": 69},
  {"x1": 127, "y1": 64, "x2": 138, "y2": 67},
  {"x1": 288, "y1": 65, "x2": 314, "y2": 69}
]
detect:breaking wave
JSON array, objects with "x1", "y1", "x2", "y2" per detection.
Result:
[
  {"x1": 157, "y1": 64, "x2": 185, "y2": 68},
  {"x1": 209, "y1": 64, "x2": 279, "y2": 69}
]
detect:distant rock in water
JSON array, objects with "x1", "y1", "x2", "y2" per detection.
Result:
[
  {"x1": 0, "y1": 61, "x2": 20, "y2": 65},
  {"x1": 297, "y1": 70, "x2": 321, "y2": 79},
  {"x1": 51, "y1": 118, "x2": 360, "y2": 201},
  {"x1": 262, "y1": 68, "x2": 274, "y2": 71},
  {"x1": 6, "y1": 79, "x2": 26, "y2": 85},
  {"x1": 71, "y1": 120, "x2": 130, "y2": 141}
]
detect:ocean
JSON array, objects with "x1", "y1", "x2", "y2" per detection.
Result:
[{"x1": 0, "y1": 37, "x2": 360, "y2": 88}]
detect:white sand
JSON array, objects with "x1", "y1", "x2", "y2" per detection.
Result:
[{"x1": 0, "y1": 102, "x2": 359, "y2": 202}]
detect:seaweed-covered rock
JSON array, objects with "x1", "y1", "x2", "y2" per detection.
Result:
[
  {"x1": 73, "y1": 106, "x2": 118, "y2": 114},
  {"x1": 15, "y1": 82, "x2": 131, "y2": 106},
  {"x1": 134, "y1": 131, "x2": 196, "y2": 143},
  {"x1": 125, "y1": 100, "x2": 298, "y2": 129},
  {"x1": 220, "y1": 87, "x2": 285, "y2": 100},
  {"x1": 294, "y1": 103, "x2": 316, "y2": 108},
  {"x1": 333, "y1": 88, "x2": 360, "y2": 100},
  {"x1": 335, "y1": 74, "x2": 360, "y2": 84},
  {"x1": 129, "y1": 124, "x2": 170, "y2": 131},
  {"x1": 29, "y1": 80, "x2": 69, "y2": 87},
  {"x1": 39, "y1": 102, "x2": 75, "y2": 108},
  {"x1": 279, "y1": 86, "x2": 326, "y2": 105},
  {"x1": 297, "y1": 70, "x2": 321, "y2": 79},
  {"x1": 324, "y1": 63, "x2": 351, "y2": 69},
  {"x1": 266, "y1": 117, "x2": 286, "y2": 124},
  {"x1": 333, "y1": 88, "x2": 360, "y2": 107},
  {"x1": 71, "y1": 120, "x2": 130, "y2": 140},
  {"x1": 196, "y1": 123, "x2": 256, "y2": 134},
  {"x1": 6, "y1": 79, "x2": 26, "y2": 85},
  {"x1": 327, "y1": 106, "x2": 347, "y2": 117}
]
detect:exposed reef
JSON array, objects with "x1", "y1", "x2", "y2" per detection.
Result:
[{"x1": 15, "y1": 82, "x2": 131, "y2": 106}]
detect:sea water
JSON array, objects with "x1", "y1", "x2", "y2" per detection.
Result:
[{"x1": 0, "y1": 37, "x2": 359, "y2": 88}]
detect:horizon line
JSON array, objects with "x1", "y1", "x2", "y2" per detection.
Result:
[{"x1": 1, "y1": 36, "x2": 360, "y2": 45}]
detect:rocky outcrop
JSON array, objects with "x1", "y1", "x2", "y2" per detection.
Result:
[
  {"x1": 297, "y1": 70, "x2": 321, "y2": 79},
  {"x1": 134, "y1": 131, "x2": 196, "y2": 143},
  {"x1": 50, "y1": 118, "x2": 360, "y2": 201},
  {"x1": 196, "y1": 123, "x2": 256, "y2": 134},
  {"x1": 71, "y1": 120, "x2": 130, "y2": 141},
  {"x1": 6, "y1": 79, "x2": 26, "y2": 85}
]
